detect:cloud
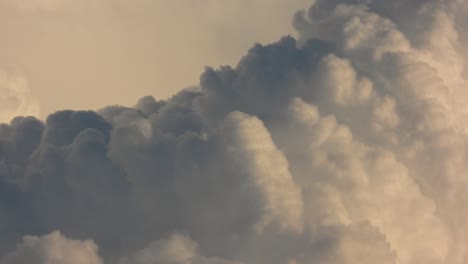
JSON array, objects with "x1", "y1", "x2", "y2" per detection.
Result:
[
  {"x1": 275, "y1": 98, "x2": 449, "y2": 263},
  {"x1": 120, "y1": 233, "x2": 242, "y2": 264},
  {"x1": 0, "y1": 72, "x2": 40, "y2": 124},
  {"x1": 0, "y1": 0, "x2": 468, "y2": 263},
  {"x1": 0, "y1": 231, "x2": 103, "y2": 264},
  {"x1": 221, "y1": 111, "x2": 303, "y2": 234}
]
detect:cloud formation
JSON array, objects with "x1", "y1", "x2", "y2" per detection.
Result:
[{"x1": 1, "y1": 0, "x2": 468, "y2": 263}]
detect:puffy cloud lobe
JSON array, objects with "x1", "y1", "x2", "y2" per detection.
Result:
[
  {"x1": 313, "y1": 54, "x2": 374, "y2": 106},
  {"x1": 294, "y1": 3, "x2": 411, "y2": 59},
  {"x1": 276, "y1": 98, "x2": 449, "y2": 264},
  {"x1": 0, "y1": 116, "x2": 44, "y2": 184},
  {"x1": 294, "y1": 223, "x2": 397, "y2": 264},
  {"x1": 221, "y1": 112, "x2": 303, "y2": 234},
  {"x1": 0, "y1": 0, "x2": 468, "y2": 263},
  {"x1": 41, "y1": 110, "x2": 112, "y2": 147},
  {"x1": 1, "y1": 231, "x2": 103, "y2": 264},
  {"x1": 198, "y1": 36, "x2": 332, "y2": 121},
  {"x1": 120, "y1": 233, "x2": 242, "y2": 264}
]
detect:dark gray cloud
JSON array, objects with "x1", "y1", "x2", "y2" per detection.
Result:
[{"x1": 1, "y1": 0, "x2": 468, "y2": 263}]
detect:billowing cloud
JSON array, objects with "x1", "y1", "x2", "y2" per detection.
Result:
[{"x1": 1, "y1": 0, "x2": 468, "y2": 263}]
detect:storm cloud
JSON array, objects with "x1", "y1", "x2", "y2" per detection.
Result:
[{"x1": 1, "y1": 0, "x2": 468, "y2": 263}]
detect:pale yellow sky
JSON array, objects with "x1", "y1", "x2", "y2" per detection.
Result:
[{"x1": 0, "y1": 0, "x2": 312, "y2": 120}]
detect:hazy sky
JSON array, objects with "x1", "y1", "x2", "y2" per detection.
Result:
[{"x1": 0, "y1": 0, "x2": 311, "y2": 119}]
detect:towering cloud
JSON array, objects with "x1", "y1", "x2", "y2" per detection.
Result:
[{"x1": 1, "y1": 0, "x2": 468, "y2": 263}]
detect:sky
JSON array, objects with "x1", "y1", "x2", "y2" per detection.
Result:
[
  {"x1": 0, "y1": 0, "x2": 311, "y2": 120},
  {"x1": 1, "y1": 0, "x2": 468, "y2": 264}
]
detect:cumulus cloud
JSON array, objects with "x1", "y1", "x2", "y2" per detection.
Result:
[{"x1": 1, "y1": 0, "x2": 468, "y2": 263}]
